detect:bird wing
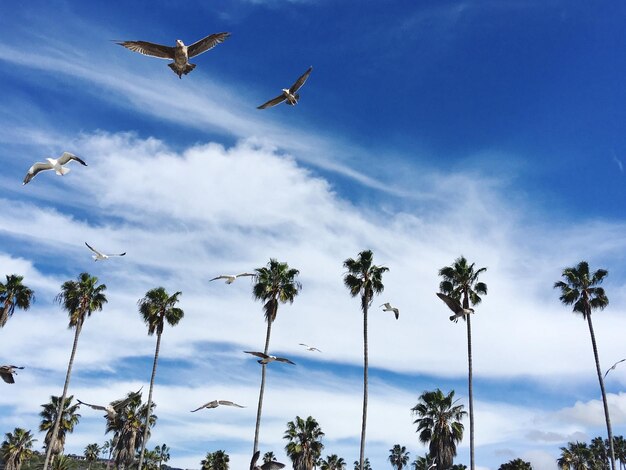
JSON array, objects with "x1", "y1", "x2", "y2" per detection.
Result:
[
  {"x1": 23, "y1": 161, "x2": 52, "y2": 184},
  {"x1": 187, "y1": 32, "x2": 231, "y2": 58},
  {"x1": 235, "y1": 273, "x2": 256, "y2": 278},
  {"x1": 275, "y1": 356, "x2": 296, "y2": 365},
  {"x1": 605, "y1": 358, "x2": 626, "y2": 378},
  {"x1": 77, "y1": 399, "x2": 107, "y2": 412},
  {"x1": 0, "y1": 367, "x2": 15, "y2": 384},
  {"x1": 113, "y1": 388, "x2": 143, "y2": 409},
  {"x1": 436, "y1": 293, "x2": 463, "y2": 314},
  {"x1": 190, "y1": 400, "x2": 218, "y2": 412},
  {"x1": 380, "y1": 303, "x2": 391, "y2": 309},
  {"x1": 209, "y1": 275, "x2": 230, "y2": 282},
  {"x1": 58, "y1": 152, "x2": 87, "y2": 166},
  {"x1": 85, "y1": 242, "x2": 104, "y2": 257},
  {"x1": 107, "y1": 252, "x2": 126, "y2": 257},
  {"x1": 257, "y1": 94, "x2": 286, "y2": 109},
  {"x1": 218, "y1": 400, "x2": 245, "y2": 408},
  {"x1": 117, "y1": 41, "x2": 175, "y2": 59},
  {"x1": 250, "y1": 451, "x2": 261, "y2": 470},
  {"x1": 289, "y1": 66, "x2": 313, "y2": 93},
  {"x1": 261, "y1": 462, "x2": 286, "y2": 470},
  {"x1": 244, "y1": 351, "x2": 268, "y2": 359}
]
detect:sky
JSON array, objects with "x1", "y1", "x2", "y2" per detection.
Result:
[{"x1": 1, "y1": 1, "x2": 626, "y2": 470}]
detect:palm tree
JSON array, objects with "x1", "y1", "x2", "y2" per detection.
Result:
[
  {"x1": 0, "y1": 274, "x2": 34, "y2": 328},
  {"x1": 251, "y1": 259, "x2": 301, "y2": 453},
  {"x1": 154, "y1": 444, "x2": 170, "y2": 470},
  {"x1": 263, "y1": 452, "x2": 277, "y2": 465},
  {"x1": 84, "y1": 443, "x2": 100, "y2": 470},
  {"x1": 589, "y1": 437, "x2": 609, "y2": 470},
  {"x1": 389, "y1": 445, "x2": 410, "y2": 470},
  {"x1": 613, "y1": 436, "x2": 626, "y2": 470},
  {"x1": 343, "y1": 249, "x2": 388, "y2": 470},
  {"x1": 43, "y1": 273, "x2": 106, "y2": 470},
  {"x1": 438, "y1": 256, "x2": 487, "y2": 470},
  {"x1": 411, "y1": 454, "x2": 436, "y2": 470},
  {"x1": 353, "y1": 459, "x2": 371, "y2": 470},
  {"x1": 39, "y1": 396, "x2": 81, "y2": 464},
  {"x1": 284, "y1": 416, "x2": 325, "y2": 470},
  {"x1": 211, "y1": 450, "x2": 230, "y2": 470},
  {"x1": 106, "y1": 390, "x2": 157, "y2": 470},
  {"x1": 498, "y1": 458, "x2": 533, "y2": 470},
  {"x1": 102, "y1": 438, "x2": 116, "y2": 470},
  {"x1": 1, "y1": 428, "x2": 37, "y2": 470},
  {"x1": 320, "y1": 455, "x2": 346, "y2": 470},
  {"x1": 50, "y1": 455, "x2": 74, "y2": 470},
  {"x1": 411, "y1": 388, "x2": 466, "y2": 470},
  {"x1": 558, "y1": 442, "x2": 592, "y2": 470},
  {"x1": 136, "y1": 287, "x2": 184, "y2": 470},
  {"x1": 555, "y1": 261, "x2": 615, "y2": 470}
]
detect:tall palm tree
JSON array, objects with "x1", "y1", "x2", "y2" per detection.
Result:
[
  {"x1": 411, "y1": 388, "x2": 466, "y2": 470},
  {"x1": 154, "y1": 444, "x2": 170, "y2": 470},
  {"x1": 106, "y1": 392, "x2": 157, "y2": 470},
  {"x1": 389, "y1": 445, "x2": 410, "y2": 470},
  {"x1": 613, "y1": 436, "x2": 626, "y2": 470},
  {"x1": 284, "y1": 416, "x2": 325, "y2": 470},
  {"x1": 343, "y1": 249, "x2": 388, "y2": 470},
  {"x1": 136, "y1": 287, "x2": 183, "y2": 470},
  {"x1": 43, "y1": 273, "x2": 106, "y2": 470},
  {"x1": 555, "y1": 261, "x2": 615, "y2": 470},
  {"x1": 1, "y1": 428, "x2": 37, "y2": 470},
  {"x1": 102, "y1": 437, "x2": 116, "y2": 470},
  {"x1": 40, "y1": 396, "x2": 81, "y2": 464},
  {"x1": 84, "y1": 443, "x2": 100, "y2": 470},
  {"x1": 353, "y1": 459, "x2": 371, "y2": 470},
  {"x1": 558, "y1": 442, "x2": 592, "y2": 470},
  {"x1": 320, "y1": 454, "x2": 346, "y2": 470},
  {"x1": 0, "y1": 274, "x2": 34, "y2": 328},
  {"x1": 251, "y1": 259, "x2": 301, "y2": 453},
  {"x1": 438, "y1": 256, "x2": 487, "y2": 470},
  {"x1": 589, "y1": 437, "x2": 609, "y2": 470},
  {"x1": 498, "y1": 458, "x2": 533, "y2": 470}
]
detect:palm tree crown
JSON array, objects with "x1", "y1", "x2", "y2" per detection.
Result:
[
  {"x1": 284, "y1": 416, "x2": 325, "y2": 470},
  {"x1": 320, "y1": 454, "x2": 346, "y2": 470},
  {"x1": 389, "y1": 445, "x2": 410, "y2": 470},
  {"x1": 438, "y1": 256, "x2": 487, "y2": 311},
  {"x1": 0, "y1": 274, "x2": 34, "y2": 328},
  {"x1": 411, "y1": 388, "x2": 466, "y2": 470},
  {"x1": 1, "y1": 427, "x2": 37, "y2": 470},
  {"x1": 39, "y1": 395, "x2": 81, "y2": 458},
  {"x1": 498, "y1": 458, "x2": 533, "y2": 470},
  {"x1": 56, "y1": 272, "x2": 107, "y2": 327}
]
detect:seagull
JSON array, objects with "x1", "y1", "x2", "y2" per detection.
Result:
[
  {"x1": 77, "y1": 388, "x2": 143, "y2": 420},
  {"x1": 436, "y1": 293, "x2": 474, "y2": 323},
  {"x1": 604, "y1": 358, "x2": 626, "y2": 379},
  {"x1": 190, "y1": 400, "x2": 245, "y2": 412},
  {"x1": 244, "y1": 351, "x2": 295, "y2": 365},
  {"x1": 23, "y1": 152, "x2": 87, "y2": 185},
  {"x1": 85, "y1": 242, "x2": 126, "y2": 261},
  {"x1": 380, "y1": 302, "x2": 400, "y2": 320},
  {"x1": 209, "y1": 273, "x2": 255, "y2": 284},
  {"x1": 250, "y1": 450, "x2": 286, "y2": 470},
  {"x1": 116, "y1": 32, "x2": 231, "y2": 79},
  {"x1": 257, "y1": 66, "x2": 313, "y2": 109},
  {"x1": 299, "y1": 343, "x2": 322, "y2": 352},
  {"x1": 0, "y1": 365, "x2": 24, "y2": 384}
]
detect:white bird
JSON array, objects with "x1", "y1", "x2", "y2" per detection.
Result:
[
  {"x1": 436, "y1": 293, "x2": 474, "y2": 322},
  {"x1": 604, "y1": 358, "x2": 626, "y2": 378},
  {"x1": 380, "y1": 302, "x2": 400, "y2": 320},
  {"x1": 299, "y1": 343, "x2": 322, "y2": 352},
  {"x1": 23, "y1": 152, "x2": 87, "y2": 185},
  {"x1": 0, "y1": 365, "x2": 24, "y2": 384},
  {"x1": 210, "y1": 273, "x2": 255, "y2": 284},
  {"x1": 85, "y1": 242, "x2": 126, "y2": 261},
  {"x1": 250, "y1": 450, "x2": 286, "y2": 470},
  {"x1": 244, "y1": 351, "x2": 295, "y2": 365},
  {"x1": 190, "y1": 400, "x2": 245, "y2": 412},
  {"x1": 257, "y1": 66, "x2": 313, "y2": 109},
  {"x1": 116, "y1": 32, "x2": 230, "y2": 79},
  {"x1": 77, "y1": 388, "x2": 143, "y2": 420}
]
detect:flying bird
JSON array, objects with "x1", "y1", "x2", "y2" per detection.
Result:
[
  {"x1": 77, "y1": 388, "x2": 143, "y2": 419},
  {"x1": 209, "y1": 273, "x2": 255, "y2": 284},
  {"x1": 604, "y1": 358, "x2": 626, "y2": 378},
  {"x1": 250, "y1": 450, "x2": 286, "y2": 470},
  {"x1": 299, "y1": 343, "x2": 322, "y2": 352},
  {"x1": 116, "y1": 32, "x2": 231, "y2": 78},
  {"x1": 0, "y1": 365, "x2": 24, "y2": 384},
  {"x1": 85, "y1": 242, "x2": 126, "y2": 261},
  {"x1": 436, "y1": 293, "x2": 474, "y2": 323},
  {"x1": 190, "y1": 400, "x2": 245, "y2": 412},
  {"x1": 257, "y1": 66, "x2": 313, "y2": 109},
  {"x1": 380, "y1": 302, "x2": 400, "y2": 320},
  {"x1": 23, "y1": 152, "x2": 87, "y2": 185},
  {"x1": 244, "y1": 351, "x2": 295, "y2": 365}
]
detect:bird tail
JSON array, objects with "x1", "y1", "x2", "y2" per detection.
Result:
[
  {"x1": 56, "y1": 167, "x2": 71, "y2": 176},
  {"x1": 449, "y1": 315, "x2": 459, "y2": 322}
]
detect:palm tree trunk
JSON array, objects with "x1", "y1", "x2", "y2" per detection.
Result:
[
  {"x1": 0, "y1": 301, "x2": 10, "y2": 328},
  {"x1": 587, "y1": 315, "x2": 616, "y2": 470},
  {"x1": 43, "y1": 319, "x2": 83, "y2": 470},
  {"x1": 467, "y1": 314, "x2": 474, "y2": 470},
  {"x1": 253, "y1": 319, "x2": 273, "y2": 454},
  {"x1": 359, "y1": 304, "x2": 368, "y2": 470},
  {"x1": 138, "y1": 331, "x2": 162, "y2": 470}
]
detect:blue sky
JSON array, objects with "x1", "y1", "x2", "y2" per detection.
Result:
[{"x1": 1, "y1": 1, "x2": 626, "y2": 470}]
